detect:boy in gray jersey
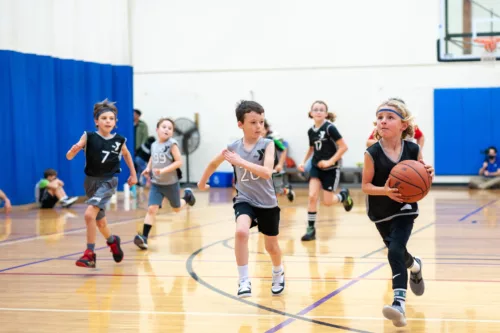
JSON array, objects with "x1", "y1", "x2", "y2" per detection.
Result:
[
  {"x1": 198, "y1": 101, "x2": 285, "y2": 298},
  {"x1": 134, "y1": 118, "x2": 196, "y2": 250}
]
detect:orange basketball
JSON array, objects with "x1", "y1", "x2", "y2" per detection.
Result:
[{"x1": 388, "y1": 160, "x2": 432, "y2": 203}]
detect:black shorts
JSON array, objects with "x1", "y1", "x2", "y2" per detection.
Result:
[
  {"x1": 375, "y1": 214, "x2": 416, "y2": 248},
  {"x1": 233, "y1": 202, "x2": 280, "y2": 236},
  {"x1": 309, "y1": 166, "x2": 340, "y2": 192},
  {"x1": 40, "y1": 192, "x2": 58, "y2": 209}
]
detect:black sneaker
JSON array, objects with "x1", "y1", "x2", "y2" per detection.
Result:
[
  {"x1": 301, "y1": 226, "x2": 316, "y2": 241},
  {"x1": 134, "y1": 234, "x2": 148, "y2": 250},
  {"x1": 183, "y1": 188, "x2": 196, "y2": 206},
  {"x1": 340, "y1": 188, "x2": 354, "y2": 212},
  {"x1": 107, "y1": 235, "x2": 124, "y2": 263},
  {"x1": 286, "y1": 185, "x2": 295, "y2": 202}
]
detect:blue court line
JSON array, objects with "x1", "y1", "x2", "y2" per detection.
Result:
[
  {"x1": 263, "y1": 263, "x2": 386, "y2": 333},
  {"x1": 0, "y1": 213, "x2": 150, "y2": 246},
  {"x1": 0, "y1": 219, "x2": 227, "y2": 273},
  {"x1": 362, "y1": 199, "x2": 498, "y2": 259},
  {"x1": 458, "y1": 199, "x2": 499, "y2": 222},
  {"x1": 264, "y1": 198, "x2": 500, "y2": 332}
]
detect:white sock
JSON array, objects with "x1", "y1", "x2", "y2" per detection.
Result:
[
  {"x1": 394, "y1": 288, "x2": 406, "y2": 311},
  {"x1": 336, "y1": 193, "x2": 343, "y2": 202},
  {"x1": 410, "y1": 258, "x2": 421, "y2": 273},
  {"x1": 272, "y1": 265, "x2": 283, "y2": 274},
  {"x1": 238, "y1": 265, "x2": 249, "y2": 281}
]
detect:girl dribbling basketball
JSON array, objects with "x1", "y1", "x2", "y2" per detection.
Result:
[{"x1": 361, "y1": 99, "x2": 434, "y2": 327}]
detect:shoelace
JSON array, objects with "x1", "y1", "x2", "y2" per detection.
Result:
[
  {"x1": 239, "y1": 280, "x2": 251, "y2": 291},
  {"x1": 272, "y1": 272, "x2": 283, "y2": 287}
]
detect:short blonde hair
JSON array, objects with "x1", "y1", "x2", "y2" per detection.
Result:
[{"x1": 373, "y1": 99, "x2": 415, "y2": 140}]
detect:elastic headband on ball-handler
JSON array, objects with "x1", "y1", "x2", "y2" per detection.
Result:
[
  {"x1": 95, "y1": 108, "x2": 117, "y2": 119},
  {"x1": 376, "y1": 108, "x2": 404, "y2": 119}
]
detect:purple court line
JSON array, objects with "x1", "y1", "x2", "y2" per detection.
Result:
[
  {"x1": 4, "y1": 270, "x2": 500, "y2": 284},
  {"x1": 0, "y1": 215, "x2": 147, "y2": 245},
  {"x1": 458, "y1": 199, "x2": 499, "y2": 222},
  {"x1": 0, "y1": 219, "x2": 227, "y2": 273},
  {"x1": 264, "y1": 263, "x2": 386, "y2": 333},
  {"x1": 2, "y1": 258, "x2": 500, "y2": 270},
  {"x1": 264, "y1": 199, "x2": 500, "y2": 332}
]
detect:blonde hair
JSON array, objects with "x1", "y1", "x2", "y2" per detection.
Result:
[
  {"x1": 308, "y1": 100, "x2": 337, "y2": 122},
  {"x1": 373, "y1": 99, "x2": 415, "y2": 140}
]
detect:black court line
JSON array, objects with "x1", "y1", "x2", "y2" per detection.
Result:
[{"x1": 186, "y1": 236, "x2": 374, "y2": 333}]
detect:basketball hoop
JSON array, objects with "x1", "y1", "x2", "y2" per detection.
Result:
[{"x1": 474, "y1": 37, "x2": 500, "y2": 65}]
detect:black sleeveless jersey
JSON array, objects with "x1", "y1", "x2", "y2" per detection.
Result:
[
  {"x1": 308, "y1": 121, "x2": 342, "y2": 170},
  {"x1": 84, "y1": 131, "x2": 126, "y2": 177},
  {"x1": 365, "y1": 140, "x2": 420, "y2": 222}
]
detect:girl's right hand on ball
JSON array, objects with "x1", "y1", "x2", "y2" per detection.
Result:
[{"x1": 384, "y1": 178, "x2": 404, "y2": 203}]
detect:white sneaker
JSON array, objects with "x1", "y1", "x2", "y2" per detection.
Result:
[
  {"x1": 237, "y1": 279, "x2": 252, "y2": 298},
  {"x1": 382, "y1": 302, "x2": 407, "y2": 327},
  {"x1": 61, "y1": 197, "x2": 78, "y2": 208},
  {"x1": 271, "y1": 270, "x2": 285, "y2": 295}
]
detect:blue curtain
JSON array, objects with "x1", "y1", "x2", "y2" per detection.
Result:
[{"x1": 0, "y1": 50, "x2": 134, "y2": 205}]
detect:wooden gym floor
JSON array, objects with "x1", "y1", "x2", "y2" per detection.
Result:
[{"x1": 0, "y1": 187, "x2": 499, "y2": 332}]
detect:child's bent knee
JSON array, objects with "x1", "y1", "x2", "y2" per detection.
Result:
[
  {"x1": 235, "y1": 228, "x2": 249, "y2": 240},
  {"x1": 96, "y1": 219, "x2": 107, "y2": 228},
  {"x1": 147, "y1": 206, "x2": 159, "y2": 215}
]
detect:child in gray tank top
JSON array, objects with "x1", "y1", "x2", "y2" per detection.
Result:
[
  {"x1": 133, "y1": 118, "x2": 196, "y2": 250},
  {"x1": 198, "y1": 100, "x2": 285, "y2": 298}
]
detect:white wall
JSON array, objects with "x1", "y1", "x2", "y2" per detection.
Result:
[
  {"x1": 0, "y1": 0, "x2": 130, "y2": 65},
  {"x1": 131, "y1": 0, "x2": 500, "y2": 183}
]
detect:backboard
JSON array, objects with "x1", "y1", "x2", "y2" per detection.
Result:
[{"x1": 438, "y1": 0, "x2": 500, "y2": 62}]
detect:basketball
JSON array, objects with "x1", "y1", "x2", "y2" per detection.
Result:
[{"x1": 388, "y1": 160, "x2": 432, "y2": 203}]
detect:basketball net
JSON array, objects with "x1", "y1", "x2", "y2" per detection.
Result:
[{"x1": 474, "y1": 37, "x2": 500, "y2": 67}]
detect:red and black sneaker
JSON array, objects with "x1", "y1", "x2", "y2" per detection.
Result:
[
  {"x1": 107, "y1": 235, "x2": 124, "y2": 263},
  {"x1": 76, "y1": 249, "x2": 96, "y2": 268}
]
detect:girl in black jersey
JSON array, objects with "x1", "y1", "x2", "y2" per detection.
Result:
[
  {"x1": 362, "y1": 99, "x2": 434, "y2": 327},
  {"x1": 66, "y1": 99, "x2": 137, "y2": 268},
  {"x1": 297, "y1": 101, "x2": 353, "y2": 241}
]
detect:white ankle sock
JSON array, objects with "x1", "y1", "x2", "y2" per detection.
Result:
[
  {"x1": 272, "y1": 265, "x2": 283, "y2": 274},
  {"x1": 238, "y1": 265, "x2": 249, "y2": 281}
]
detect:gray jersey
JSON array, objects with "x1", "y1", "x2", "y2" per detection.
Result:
[
  {"x1": 151, "y1": 138, "x2": 179, "y2": 185},
  {"x1": 228, "y1": 137, "x2": 278, "y2": 208}
]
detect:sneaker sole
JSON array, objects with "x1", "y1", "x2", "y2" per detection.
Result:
[
  {"x1": 272, "y1": 287, "x2": 285, "y2": 295},
  {"x1": 134, "y1": 237, "x2": 148, "y2": 250},
  {"x1": 382, "y1": 306, "x2": 407, "y2": 327},
  {"x1": 410, "y1": 257, "x2": 425, "y2": 296},
  {"x1": 75, "y1": 261, "x2": 95, "y2": 268},
  {"x1": 237, "y1": 292, "x2": 252, "y2": 298}
]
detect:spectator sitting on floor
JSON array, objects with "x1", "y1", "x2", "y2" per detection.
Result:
[
  {"x1": 469, "y1": 146, "x2": 500, "y2": 189},
  {"x1": 36, "y1": 169, "x2": 78, "y2": 208}
]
